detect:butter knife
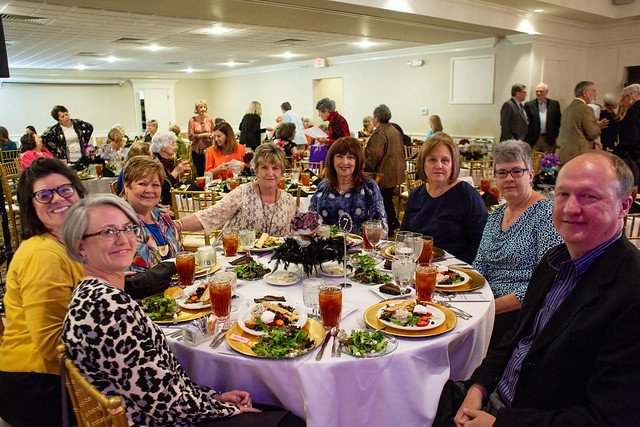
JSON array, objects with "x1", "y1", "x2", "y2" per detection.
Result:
[{"x1": 315, "y1": 330, "x2": 332, "y2": 361}]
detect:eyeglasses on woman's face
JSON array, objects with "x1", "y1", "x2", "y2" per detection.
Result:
[
  {"x1": 494, "y1": 167, "x2": 529, "y2": 179},
  {"x1": 31, "y1": 183, "x2": 76, "y2": 204},
  {"x1": 83, "y1": 224, "x2": 140, "y2": 240}
]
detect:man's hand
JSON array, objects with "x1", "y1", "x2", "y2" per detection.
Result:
[
  {"x1": 454, "y1": 384, "x2": 485, "y2": 426},
  {"x1": 458, "y1": 408, "x2": 496, "y2": 426}
]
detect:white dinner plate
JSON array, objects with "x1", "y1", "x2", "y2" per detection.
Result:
[
  {"x1": 319, "y1": 261, "x2": 346, "y2": 277},
  {"x1": 238, "y1": 302, "x2": 308, "y2": 336},
  {"x1": 264, "y1": 270, "x2": 301, "y2": 286},
  {"x1": 436, "y1": 268, "x2": 472, "y2": 288},
  {"x1": 376, "y1": 304, "x2": 446, "y2": 331},
  {"x1": 177, "y1": 283, "x2": 211, "y2": 309}
]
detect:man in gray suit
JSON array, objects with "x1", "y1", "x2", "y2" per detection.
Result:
[
  {"x1": 500, "y1": 84, "x2": 529, "y2": 142},
  {"x1": 525, "y1": 82, "x2": 562, "y2": 153},
  {"x1": 556, "y1": 80, "x2": 609, "y2": 165}
]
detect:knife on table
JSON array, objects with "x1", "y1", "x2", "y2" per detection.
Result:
[{"x1": 315, "y1": 330, "x2": 332, "y2": 361}]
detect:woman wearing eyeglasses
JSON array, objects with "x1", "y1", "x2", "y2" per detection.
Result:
[
  {"x1": 473, "y1": 140, "x2": 562, "y2": 348},
  {"x1": 0, "y1": 157, "x2": 86, "y2": 426},
  {"x1": 400, "y1": 133, "x2": 487, "y2": 263}
]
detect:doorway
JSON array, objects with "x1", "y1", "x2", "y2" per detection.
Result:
[
  {"x1": 130, "y1": 79, "x2": 177, "y2": 134},
  {"x1": 312, "y1": 77, "x2": 343, "y2": 125}
]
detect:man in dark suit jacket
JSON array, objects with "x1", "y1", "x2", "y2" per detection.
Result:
[
  {"x1": 524, "y1": 82, "x2": 561, "y2": 153},
  {"x1": 448, "y1": 151, "x2": 640, "y2": 427},
  {"x1": 499, "y1": 84, "x2": 529, "y2": 142},
  {"x1": 614, "y1": 83, "x2": 640, "y2": 185}
]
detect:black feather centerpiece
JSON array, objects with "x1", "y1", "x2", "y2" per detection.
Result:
[{"x1": 272, "y1": 236, "x2": 345, "y2": 277}]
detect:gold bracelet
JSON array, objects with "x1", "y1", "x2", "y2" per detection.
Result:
[{"x1": 175, "y1": 220, "x2": 183, "y2": 233}]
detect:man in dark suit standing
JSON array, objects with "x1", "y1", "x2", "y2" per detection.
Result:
[
  {"x1": 439, "y1": 151, "x2": 640, "y2": 427},
  {"x1": 524, "y1": 82, "x2": 561, "y2": 153},
  {"x1": 499, "y1": 84, "x2": 529, "y2": 142}
]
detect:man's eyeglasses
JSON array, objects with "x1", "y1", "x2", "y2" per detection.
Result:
[
  {"x1": 32, "y1": 184, "x2": 76, "y2": 204},
  {"x1": 494, "y1": 168, "x2": 529, "y2": 179},
  {"x1": 83, "y1": 225, "x2": 141, "y2": 240}
]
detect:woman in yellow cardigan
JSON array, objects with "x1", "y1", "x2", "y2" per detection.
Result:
[{"x1": 0, "y1": 158, "x2": 86, "y2": 427}]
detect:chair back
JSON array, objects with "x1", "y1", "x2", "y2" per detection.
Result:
[
  {"x1": 109, "y1": 180, "x2": 119, "y2": 195},
  {"x1": 296, "y1": 160, "x2": 323, "y2": 177},
  {"x1": 0, "y1": 161, "x2": 21, "y2": 248},
  {"x1": 404, "y1": 145, "x2": 421, "y2": 161},
  {"x1": 532, "y1": 150, "x2": 545, "y2": 175},
  {"x1": 58, "y1": 345, "x2": 129, "y2": 427},
  {"x1": 624, "y1": 214, "x2": 640, "y2": 245},
  {"x1": 170, "y1": 188, "x2": 216, "y2": 250},
  {"x1": 0, "y1": 149, "x2": 20, "y2": 163},
  {"x1": 363, "y1": 171, "x2": 384, "y2": 184}
]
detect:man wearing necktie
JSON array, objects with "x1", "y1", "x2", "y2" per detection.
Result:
[
  {"x1": 500, "y1": 84, "x2": 529, "y2": 143},
  {"x1": 524, "y1": 82, "x2": 562, "y2": 153}
]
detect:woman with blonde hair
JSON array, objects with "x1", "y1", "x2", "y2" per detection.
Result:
[
  {"x1": 205, "y1": 121, "x2": 246, "y2": 180},
  {"x1": 239, "y1": 101, "x2": 273, "y2": 150},
  {"x1": 426, "y1": 115, "x2": 443, "y2": 138},
  {"x1": 188, "y1": 99, "x2": 215, "y2": 176}
]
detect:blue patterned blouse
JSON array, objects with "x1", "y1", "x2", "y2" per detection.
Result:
[
  {"x1": 472, "y1": 198, "x2": 563, "y2": 302},
  {"x1": 310, "y1": 178, "x2": 387, "y2": 235},
  {"x1": 130, "y1": 207, "x2": 181, "y2": 272}
]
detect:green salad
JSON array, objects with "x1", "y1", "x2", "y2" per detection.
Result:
[
  {"x1": 140, "y1": 296, "x2": 178, "y2": 321},
  {"x1": 251, "y1": 326, "x2": 314, "y2": 358},
  {"x1": 350, "y1": 253, "x2": 391, "y2": 284},
  {"x1": 344, "y1": 330, "x2": 389, "y2": 357},
  {"x1": 234, "y1": 260, "x2": 271, "y2": 279}
]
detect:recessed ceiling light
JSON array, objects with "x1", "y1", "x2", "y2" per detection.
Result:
[
  {"x1": 353, "y1": 39, "x2": 378, "y2": 48},
  {"x1": 224, "y1": 61, "x2": 239, "y2": 67},
  {"x1": 103, "y1": 56, "x2": 120, "y2": 63},
  {"x1": 183, "y1": 67, "x2": 198, "y2": 73},
  {"x1": 275, "y1": 51, "x2": 302, "y2": 59},
  {"x1": 206, "y1": 25, "x2": 233, "y2": 35},
  {"x1": 75, "y1": 64, "x2": 87, "y2": 70},
  {"x1": 534, "y1": 8, "x2": 544, "y2": 13},
  {"x1": 143, "y1": 43, "x2": 166, "y2": 52}
]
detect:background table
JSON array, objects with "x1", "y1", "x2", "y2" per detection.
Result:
[
  {"x1": 166, "y1": 251, "x2": 494, "y2": 427},
  {"x1": 80, "y1": 177, "x2": 117, "y2": 194}
]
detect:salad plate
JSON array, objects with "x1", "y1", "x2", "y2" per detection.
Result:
[
  {"x1": 376, "y1": 302, "x2": 446, "y2": 331},
  {"x1": 340, "y1": 329, "x2": 398, "y2": 358},
  {"x1": 264, "y1": 270, "x2": 301, "y2": 286},
  {"x1": 363, "y1": 300, "x2": 457, "y2": 338},
  {"x1": 380, "y1": 245, "x2": 445, "y2": 262},
  {"x1": 176, "y1": 283, "x2": 211, "y2": 309},
  {"x1": 435, "y1": 267, "x2": 472, "y2": 288},
  {"x1": 435, "y1": 267, "x2": 486, "y2": 293},
  {"x1": 226, "y1": 319, "x2": 325, "y2": 359},
  {"x1": 237, "y1": 302, "x2": 308, "y2": 336}
]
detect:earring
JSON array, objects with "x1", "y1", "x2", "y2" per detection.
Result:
[{"x1": 82, "y1": 258, "x2": 87, "y2": 265}]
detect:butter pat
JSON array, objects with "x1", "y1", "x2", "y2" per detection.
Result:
[{"x1": 255, "y1": 232, "x2": 269, "y2": 248}]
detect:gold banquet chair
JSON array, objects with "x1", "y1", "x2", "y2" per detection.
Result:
[
  {"x1": 0, "y1": 160, "x2": 22, "y2": 248},
  {"x1": 58, "y1": 345, "x2": 129, "y2": 427},
  {"x1": 296, "y1": 160, "x2": 324, "y2": 177},
  {"x1": 0, "y1": 149, "x2": 20, "y2": 163},
  {"x1": 624, "y1": 214, "x2": 640, "y2": 249},
  {"x1": 171, "y1": 188, "x2": 217, "y2": 251}
]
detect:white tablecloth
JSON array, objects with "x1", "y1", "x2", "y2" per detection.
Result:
[
  {"x1": 80, "y1": 177, "x2": 117, "y2": 194},
  {"x1": 165, "y1": 253, "x2": 494, "y2": 427}
]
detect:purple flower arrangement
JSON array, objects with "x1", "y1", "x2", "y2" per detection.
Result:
[{"x1": 539, "y1": 153, "x2": 560, "y2": 170}]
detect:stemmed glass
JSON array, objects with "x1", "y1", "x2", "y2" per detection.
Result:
[
  {"x1": 395, "y1": 231, "x2": 413, "y2": 257},
  {"x1": 363, "y1": 220, "x2": 383, "y2": 255},
  {"x1": 407, "y1": 232, "x2": 424, "y2": 263},
  {"x1": 239, "y1": 229, "x2": 256, "y2": 252},
  {"x1": 391, "y1": 255, "x2": 415, "y2": 297}
]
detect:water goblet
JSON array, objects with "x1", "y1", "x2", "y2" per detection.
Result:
[
  {"x1": 239, "y1": 229, "x2": 256, "y2": 251},
  {"x1": 302, "y1": 279, "x2": 321, "y2": 317},
  {"x1": 363, "y1": 220, "x2": 383, "y2": 254},
  {"x1": 391, "y1": 256, "x2": 415, "y2": 296}
]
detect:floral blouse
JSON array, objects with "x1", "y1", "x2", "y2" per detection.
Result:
[
  {"x1": 473, "y1": 199, "x2": 563, "y2": 302},
  {"x1": 188, "y1": 115, "x2": 214, "y2": 154},
  {"x1": 310, "y1": 179, "x2": 387, "y2": 235},
  {"x1": 62, "y1": 278, "x2": 239, "y2": 426},
  {"x1": 195, "y1": 183, "x2": 295, "y2": 236},
  {"x1": 130, "y1": 207, "x2": 181, "y2": 272}
]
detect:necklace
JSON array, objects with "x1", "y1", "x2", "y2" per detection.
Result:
[
  {"x1": 337, "y1": 179, "x2": 352, "y2": 194},
  {"x1": 257, "y1": 183, "x2": 278, "y2": 234},
  {"x1": 141, "y1": 217, "x2": 169, "y2": 256},
  {"x1": 503, "y1": 192, "x2": 534, "y2": 228}
]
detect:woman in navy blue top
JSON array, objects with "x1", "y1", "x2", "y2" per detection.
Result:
[
  {"x1": 401, "y1": 133, "x2": 487, "y2": 263},
  {"x1": 310, "y1": 137, "x2": 387, "y2": 235}
]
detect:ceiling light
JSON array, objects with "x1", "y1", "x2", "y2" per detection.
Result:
[
  {"x1": 353, "y1": 39, "x2": 378, "y2": 48},
  {"x1": 534, "y1": 8, "x2": 544, "y2": 13},
  {"x1": 75, "y1": 64, "x2": 87, "y2": 70},
  {"x1": 103, "y1": 56, "x2": 120, "y2": 63},
  {"x1": 206, "y1": 25, "x2": 233, "y2": 35},
  {"x1": 183, "y1": 67, "x2": 197, "y2": 73},
  {"x1": 143, "y1": 43, "x2": 166, "y2": 52},
  {"x1": 224, "y1": 61, "x2": 239, "y2": 67}
]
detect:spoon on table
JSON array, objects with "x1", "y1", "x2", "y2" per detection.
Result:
[{"x1": 330, "y1": 327, "x2": 339, "y2": 357}]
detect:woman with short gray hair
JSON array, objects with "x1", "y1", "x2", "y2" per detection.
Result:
[
  {"x1": 315, "y1": 97, "x2": 350, "y2": 145},
  {"x1": 177, "y1": 143, "x2": 295, "y2": 236},
  {"x1": 473, "y1": 139, "x2": 562, "y2": 348},
  {"x1": 151, "y1": 130, "x2": 191, "y2": 203}
]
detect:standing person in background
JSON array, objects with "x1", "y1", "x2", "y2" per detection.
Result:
[
  {"x1": 615, "y1": 84, "x2": 640, "y2": 185},
  {"x1": 239, "y1": 101, "x2": 272, "y2": 151},
  {"x1": 315, "y1": 97, "x2": 350, "y2": 145},
  {"x1": 500, "y1": 84, "x2": 529, "y2": 142},
  {"x1": 169, "y1": 124, "x2": 189, "y2": 161},
  {"x1": 143, "y1": 119, "x2": 158, "y2": 143},
  {"x1": 206, "y1": 121, "x2": 246, "y2": 180},
  {"x1": 524, "y1": 82, "x2": 562, "y2": 153},
  {"x1": 188, "y1": 99, "x2": 214, "y2": 177},
  {"x1": 0, "y1": 126, "x2": 17, "y2": 151},
  {"x1": 426, "y1": 115, "x2": 443, "y2": 138},
  {"x1": 280, "y1": 102, "x2": 307, "y2": 146},
  {"x1": 600, "y1": 93, "x2": 620, "y2": 151},
  {"x1": 364, "y1": 104, "x2": 405, "y2": 233},
  {"x1": 41, "y1": 105, "x2": 93, "y2": 165},
  {"x1": 556, "y1": 80, "x2": 609, "y2": 165},
  {"x1": 150, "y1": 131, "x2": 191, "y2": 205}
]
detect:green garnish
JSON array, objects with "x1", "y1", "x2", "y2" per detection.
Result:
[
  {"x1": 251, "y1": 326, "x2": 314, "y2": 358},
  {"x1": 345, "y1": 330, "x2": 388, "y2": 356},
  {"x1": 234, "y1": 260, "x2": 271, "y2": 279},
  {"x1": 350, "y1": 253, "x2": 378, "y2": 269},
  {"x1": 140, "y1": 296, "x2": 178, "y2": 321},
  {"x1": 329, "y1": 225, "x2": 341, "y2": 238}
]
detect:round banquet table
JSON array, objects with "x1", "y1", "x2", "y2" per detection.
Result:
[
  {"x1": 164, "y1": 251, "x2": 495, "y2": 427},
  {"x1": 80, "y1": 177, "x2": 117, "y2": 194}
]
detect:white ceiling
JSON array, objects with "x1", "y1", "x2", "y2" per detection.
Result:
[{"x1": 1, "y1": 0, "x2": 638, "y2": 75}]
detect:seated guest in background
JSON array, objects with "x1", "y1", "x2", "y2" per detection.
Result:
[
  {"x1": 0, "y1": 126, "x2": 17, "y2": 151},
  {"x1": 401, "y1": 133, "x2": 487, "y2": 263},
  {"x1": 365, "y1": 104, "x2": 405, "y2": 232},
  {"x1": 62, "y1": 194, "x2": 303, "y2": 427},
  {"x1": 315, "y1": 97, "x2": 350, "y2": 145},
  {"x1": 151, "y1": 130, "x2": 192, "y2": 204},
  {"x1": 41, "y1": 105, "x2": 93, "y2": 165},
  {"x1": 115, "y1": 141, "x2": 151, "y2": 195},
  {"x1": 473, "y1": 140, "x2": 563, "y2": 348},
  {"x1": 273, "y1": 122, "x2": 299, "y2": 166},
  {"x1": 143, "y1": 119, "x2": 158, "y2": 142},
  {"x1": 426, "y1": 114, "x2": 443, "y2": 138},
  {"x1": 100, "y1": 127, "x2": 126, "y2": 177},
  {"x1": 178, "y1": 144, "x2": 295, "y2": 237},
  {"x1": 438, "y1": 151, "x2": 640, "y2": 427},
  {"x1": 0, "y1": 158, "x2": 86, "y2": 427},
  {"x1": 20, "y1": 132, "x2": 54, "y2": 169},
  {"x1": 358, "y1": 116, "x2": 374, "y2": 138},
  {"x1": 123, "y1": 156, "x2": 180, "y2": 272},
  {"x1": 311, "y1": 136, "x2": 387, "y2": 235},
  {"x1": 188, "y1": 99, "x2": 215, "y2": 176},
  {"x1": 599, "y1": 93, "x2": 620, "y2": 151},
  {"x1": 205, "y1": 120, "x2": 246, "y2": 180}
]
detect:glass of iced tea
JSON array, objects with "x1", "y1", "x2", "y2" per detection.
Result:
[
  {"x1": 418, "y1": 236, "x2": 434, "y2": 264},
  {"x1": 208, "y1": 277, "x2": 232, "y2": 319},
  {"x1": 196, "y1": 176, "x2": 206, "y2": 190},
  {"x1": 229, "y1": 178, "x2": 239, "y2": 191},
  {"x1": 318, "y1": 284, "x2": 342, "y2": 328},
  {"x1": 221, "y1": 228, "x2": 239, "y2": 257},
  {"x1": 301, "y1": 172, "x2": 311, "y2": 186},
  {"x1": 175, "y1": 251, "x2": 196, "y2": 287},
  {"x1": 415, "y1": 264, "x2": 437, "y2": 303}
]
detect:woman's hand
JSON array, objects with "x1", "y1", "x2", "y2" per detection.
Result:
[
  {"x1": 216, "y1": 390, "x2": 261, "y2": 413},
  {"x1": 454, "y1": 385, "x2": 485, "y2": 426}
]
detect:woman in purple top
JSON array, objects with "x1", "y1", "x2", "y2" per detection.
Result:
[{"x1": 401, "y1": 133, "x2": 487, "y2": 263}]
